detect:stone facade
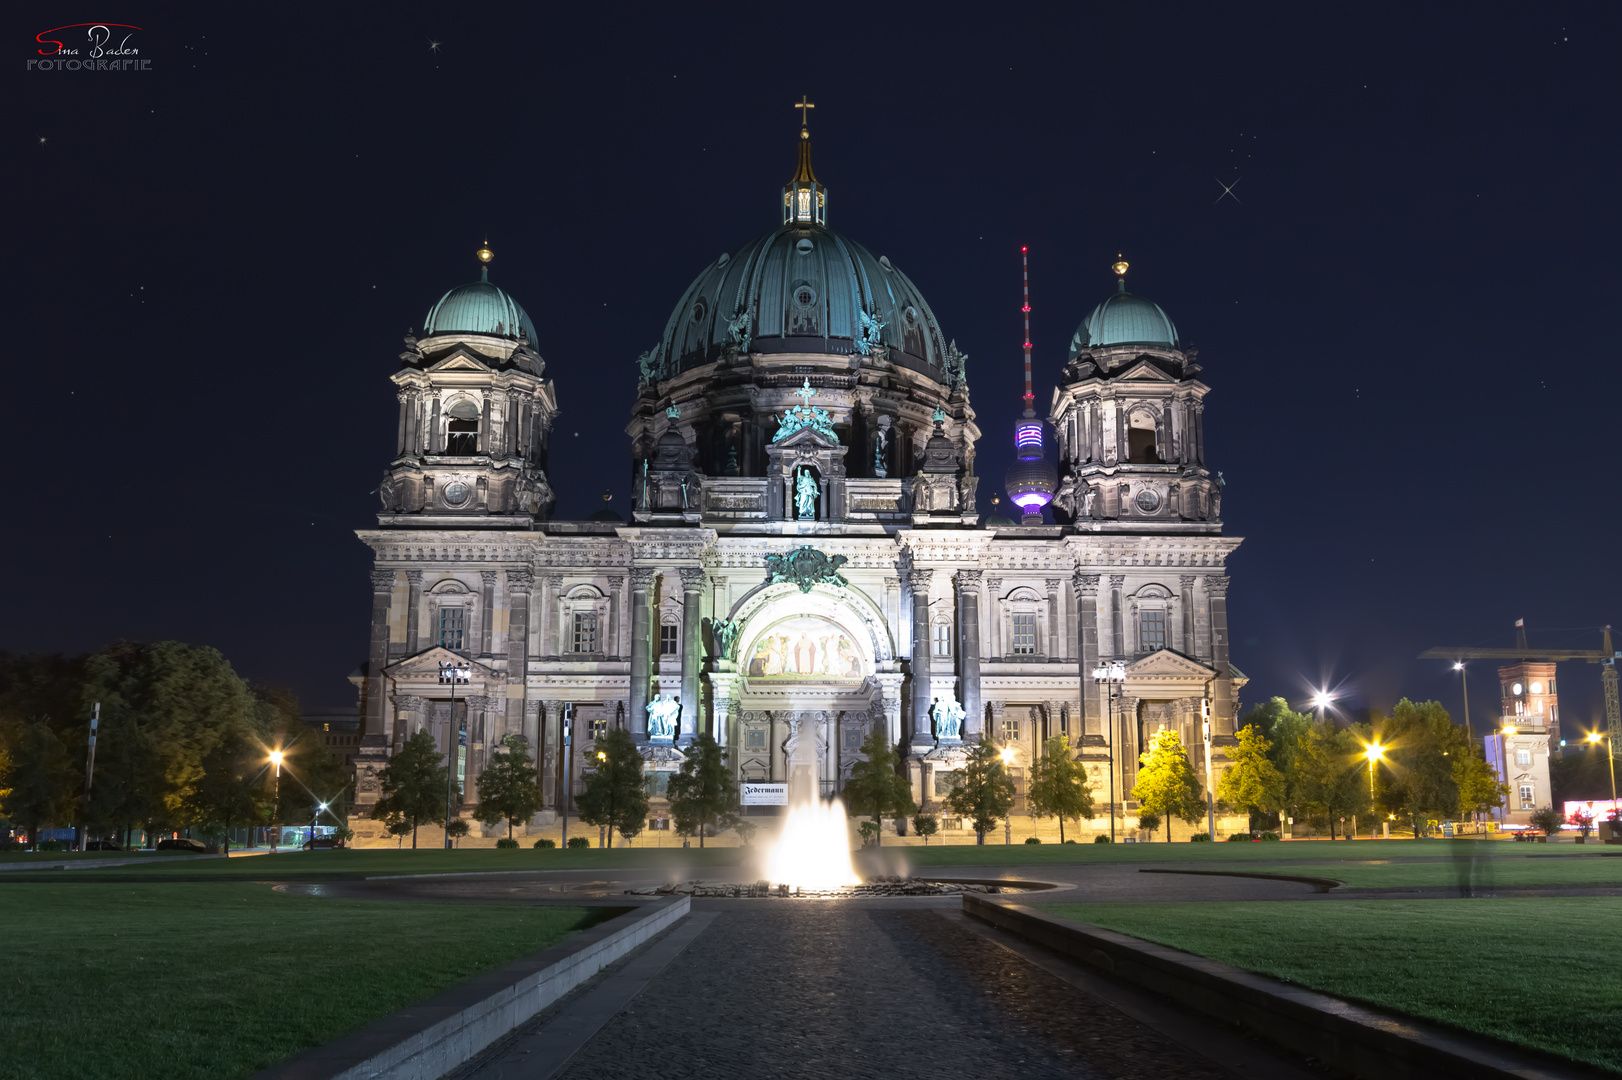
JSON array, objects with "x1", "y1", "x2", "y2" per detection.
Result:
[{"x1": 347, "y1": 134, "x2": 1248, "y2": 840}]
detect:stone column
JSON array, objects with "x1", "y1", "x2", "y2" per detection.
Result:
[
  {"x1": 1206, "y1": 574, "x2": 1235, "y2": 736},
  {"x1": 541, "y1": 575, "x2": 563, "y2": 658},
  {"x1": 956, "y1": 570, "x2": 982, "y2": 740},
  {"x1": 988, "y1": 701, "x2": 1006, "y2": 746},
  {"x1": 364, "y1": 568, "x2": 395, "y2": 747},
  {"x1": 429, "y1": 394, "x2": 442, "y2": 453},
  {"x1": 711, "y1": 576, "x2": 728, "y2": 622},
  {"x1": 607, "y1": 575, "x2": 624, "y2": 659},
  {"x1": 479, "y1": 570, "x2": 498, "y2": 656},
  {"x1": 986, "y1": 578, "x2": 1002, "y2": 658},
  {"x1": 1108, "y1": 574, "x2": 1126, "y2": 659},
  {"x1": 908, "y1": 569, "x2": 935, "y2": 752},
  {"x1": 710, "y1": 672, "x2": 740, "y2": 749},
  {"x1": 876, "y1": 673, "x2": 905, "y2": 748},
  {"x1": 628, "y1": 567, "x2": 655, "y2": 738},
  {"x1": 1045, "y1": 578, "x2": 1063, "y2": 659},
  {"x1": 404, "y1": 570, "x2": 424, "y2": 655},
  {"x1": 679, "y1": 567, "x2": 706, "y2": 740},
  {"x1": 480, "y1": 393, "x2": 493, "y2": 454},
  {"x1": 393, "y1": 694, "x2": 421, "y2": 755},
  {"x1": 504, "y1": 569, "x2": 532, "y2": 745},
  {"x1": 1072, "y1": 573, "x2": 1101, "y2": 739},
  {"x1": 396, "y1": 392, "x2": 410, "y2": 456},
  {"x1": 1179, "y1": 574, "x2": 1197, "y2": 654},
  {"x1": 540, "y1": 699, "x2": 560, "y2": 809}
]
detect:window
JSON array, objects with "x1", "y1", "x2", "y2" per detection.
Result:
[
  {"x1": 745, "y1": 729, "x2": 767, "y2": 749},
  {"x1": 1515, "y1": 748, "x2": 1532, "y2": 767},
  {"x1": 445, "y1": 417, "x2": 478, "y2": 455},
  {"x1": 437, "y1": 606, "x2": 465, "y2": 650},
  {"x1": 660, "y1": 623, "x2": 679, "y2": 656},
  {"x1": 589, "y1": 716, "x2": 608, "y2": 738},
  {"x1": 1139, "y1": 609, "x2": 1167, "y2": 653},
  {"x1": 571, "y1": 612, "x2": 598, "y2": 654},
  {"x1": 1519, "y1": 784, "x2": 1536, "y2": 810},
  {"x1": 1550, "y1": 678, "x2": 1558, "y2": 694},
  {"x1": 843, "y1": 726, "x2": 863, "y2": 751},
  {"x1": 1011, "y1": 613, "x2": 1037, "y2": 655},
  {"x1": 1001, "y1": 717, "x2": 1020, "y2": 743},
  {"x1": 1056, "y1": 710, "x2": 1069, "y2": 738},
  {"x1": 932, "y1": 622, "x2": 952, "y2": 657},
  {"x1": 797, "y1": 188, "x2": 811, "y2": 220}
]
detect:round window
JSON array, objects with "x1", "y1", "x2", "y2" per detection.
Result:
[
  {"x1": 796, "y1": 238, "x2": 815, "y2": 255},
  {"x1": 690, "y1": 299, "x2": 707, "y2": 324},
  {"x1": 1530, "y1": 681, "x2": 1544, "y2": 695},
  {"x1": 904, "y1": 306, "x2": 918, "y2": 326},
  {"x1": 1512, "y1": 682, "x2": 1524, "y2": 696},
  {"x1": 794, "y1": 285, "x2": 818, "y2": 307},
  {"x1": 442, "y1": 481, "x2": 472, "y2": 508},
  {"x1": 1135, "y1": 488, "x2": 1162, "y2": 513}
]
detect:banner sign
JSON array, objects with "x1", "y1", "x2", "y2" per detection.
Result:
[{"x1": 741, "y1": 782, "x2": 788, "y2": 806}]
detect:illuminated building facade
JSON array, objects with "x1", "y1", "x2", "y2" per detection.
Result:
[
  {"x1": 1483, "y1": 661, "x2": 1559, "y2": 825},
  {"x1": 346, "y1": 120, "x2": 1246, "y2": 841}
]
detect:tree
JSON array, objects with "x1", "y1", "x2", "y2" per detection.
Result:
[
  {"x1": 1026, "y1": 735, "x2": 1094, "y2": 843},
  {"x1": 1132, "y1": 730, "x2": 1205, "y2": 841},
  {"x1": 181, "y1": 728, "x2": 269, "y2": 850},
  {"x1": 1529, "y1": 804, "x2": 1564, "y2": 838},
  {"x1": 446, "y1": 819, "x2": 470, "y2": 846},
  {"x1": 664, "y1": 734, "x2": 739, "y2": 848},
  {"x1": 0, "y1": 722, "x2": 78, "y2": 849},
  {"x1": 1242, "y1": 697, "x2": 1312, "y2": 830},
  {"x1": 945, "y1": 740, "x2": 1015, "y2": 844},
  {"x1": 911, "y1": 812, "x2": 939, "y2": 845},
  {"x1": 1295, "y1": 720, "x2": 1369, "y2": 838},
  {"x1": 1453, "y1": 746, "x2": 1506, "y2": 823},
  {"x1": 1380, "y1": 700, "x2": 1461, "y2": 836},
  {"x1": 474, "y1": 735, "x2": 544, "y2": 840},
  {"x1": 1137, "y1": 810, "x2": 1161, "y2": 836},
  {"x1": 370, "y1": 730, "x2": 455, "y2": 848},
  {"x1": 843, "y1": 729, "x2": 916, "y2": 846},
  {"x1": 1217, "y1": 724, "x2": 1286, "y2": 829},
  {"x1": 576, "y1": 729, "x2": 648, "y2": 848},
  {"x1": 256, "y1": 688, "x2": 351, "y2": 831}
]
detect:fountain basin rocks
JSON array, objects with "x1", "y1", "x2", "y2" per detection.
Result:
[{"x1": 625, "y1": 876, "x2": 1006, "y2": 899}]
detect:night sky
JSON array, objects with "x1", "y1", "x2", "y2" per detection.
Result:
[{"x1": 12, "y1": 5, "x2": 1620, "y2": 733}]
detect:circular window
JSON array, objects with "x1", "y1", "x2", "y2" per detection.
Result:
[
  {"x1": 794, "y1": 285, "x2": 818, "y2": 307},
  {"x1": 690, "y1": 299, "x2": 707, "y2": 324},
  {"x1": 904, "y1": 306, "x2": 918, "y2": 326},
  {"x1": 796, "y1": 238, "x2": 815, "y2": 255},
  {"x1": 1135, "y1": 488, "x2": 1161, "y2": 513},
  {"x1": 442, "y1": 481, "x2": 472, "y2": 508},
  {"x1": 1530, "y1": 681, "x2": 1544, "y2": 695},
  {"x1": 1512, "y1": 682, "x2": 1524, "y2": 696}
]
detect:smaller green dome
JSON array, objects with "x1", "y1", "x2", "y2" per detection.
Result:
[
  {"x1": 1068, "y1": 279, "x2": 1178, "y2": 358},
  {"x1": 423, "y1": 268, "x2": 538, "y2": 346}
]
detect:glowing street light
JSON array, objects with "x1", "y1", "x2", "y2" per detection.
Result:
[
  {"x1": 998, "y1": 745, "x2": 1017, "y2": 844},
  {"x1": 1095, "y1": 661, "x2": 1127, "y2": 843},
  {"x1": 1588, "y1": 732, "x2": 1619, "y2": 810},
  {"x1": 1312, "y1": 691, "x2": 1333, "y2": 721},
  {"x1": 1364, "y1": 742, "x2": 1384, "y2": 801},
  {"x1": 268, "y1": 750, "x2": 285, "y2": 853}
]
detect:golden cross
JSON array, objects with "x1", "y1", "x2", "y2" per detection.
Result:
[{"x1": 794, "y1": 95, "x2": 815, "y2": 126}]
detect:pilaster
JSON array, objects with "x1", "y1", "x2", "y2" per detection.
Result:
[
  {"x1": 679, "y1": 567, "x2": 706, "y2": 741},
  {"x1": 628, "y1": 567, "x2": 656, "y2": 737}
]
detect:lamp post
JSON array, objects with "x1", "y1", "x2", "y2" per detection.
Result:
[
  {"x1": 1364, "y1": 743, "x2": 1384, "y2": 838},
  {"x1": 999, "y1": 745, "x2": 1017, "y2": 845},
  {"x1": 268, "y1": 750, "x2": 285, "y2": 852},
  {"x1": 1093, "y1": 661, "x2": 1126, "y2": 843},
  {"x1": 597, "y1": 749, "x2": 609, "y2": 848},
  {"x1": 1201, "y1": 698, "x2": 1215, "y2": 841},
  {"x1": 561, "y1": 703, "x2": 573, "y2": 849},
  {"x1": 1587, "y1": 732, "x2": 1618, "y2": 811},
  {"x1": 1453, "y1": 662, "x2": 1471, "y2": 735},
  {"x1": 439, "y1": 661, "x2": 470, "y2": 851}
]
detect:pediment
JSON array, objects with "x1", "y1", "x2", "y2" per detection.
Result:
[
  {"x1": 1124, "y1": 649, "x2": 1217, "y2": 680},
  {"x1": 427, "y1": 351, "x2": 494, "y2": 374},
  {"x1": 771, "y1": 425, "x2": 840, "y2": 449},
  {"x1": 1116, "y1": 358, "x2": 1177, "y2": 383},
  {"x1": 384, "y1": 647, "x2": 501, "y2": 682}
]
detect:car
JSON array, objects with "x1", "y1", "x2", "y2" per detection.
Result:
[
  {"x1": 156, "y1": 837, "x2": 208, "y2": 853},
  {"x1": 302, "y1": 837, "x2": 345, "y2": 850},
  {"x1": 84, "y1": 840, "x2": 123, "y2": 851}
]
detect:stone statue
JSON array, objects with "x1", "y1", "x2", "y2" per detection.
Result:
[
  {"x1": 636, "y1": 343, "x2": 665, "y2": 385},
  {"x1": 1079, "y1": 482, "x2": 1096, "y2": 519},
  {"x1": 931, "y1": 697, "x2": 965, "y2": 742},
  {"x1": 794, "y1": 467, "x2": 819, "y2": 519},
  {"x1": 377, "y1": 474, "x2": 401, "y2": 511},
  {"x1": 856, "y1": 309, "x2": 887, "y2": 357},
  {"x1": 726, "y1": 309, "x2": 752, "y2": 354},
  {"x1": 710, "y1": 618, "x2": 741, "y2": 660},
  {"x1": 873, "y1": 429, "x2": 888, "y2": 478},
  {"x1": 942, "y1": 340, "x2": 969, "y2": 389},
  {"x1": 646, "y1": 694, "x2": 681, "y2": 741}
]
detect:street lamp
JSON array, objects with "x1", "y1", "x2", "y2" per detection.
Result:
[
  {"x1": 311, "y1": 801, "x2": 328, "y2": 849},
  {"x1": 1312, "y1": 691, "x2": 1333, "y2": 721},
  {"x1": 596, "y1": 748, "x2": 610, "y2": 849},
  {"x1": 999, "y1": 745, "x2": 1017, "y2": 845},
  {"x1": 439, "y1": 661, "x2": 471, "y2": 850},
  {"x1": 1093, "y1": 661, "x2": 1126, "y2": 843},
  {"x1": 561, "y1": 703, "x2": 574, "y2": 850},
  {"x1": 1587, "y1": 732, "x2": 1618, "y2": 811},
  {"x1": 1364, "y1": 742, "x2": 1384, "y2": 821},
  {"x1": 1453, "y1": 662, "x2": 1471, "y2": 734},
  {"x1": 268, "y1": 750, "x2": 285, "y2": 852}
]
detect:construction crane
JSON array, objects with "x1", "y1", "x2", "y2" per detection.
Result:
[{"x1": 1419, "y1": 622, "x2": 1621, "y2": 758}]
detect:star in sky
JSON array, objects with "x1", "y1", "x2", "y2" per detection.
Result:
[
  {"x1": 1213, "y1": 176, "x2": 1242, "y2": 204},
  {"x1": 427, "y1": 38, "x2": 443, "y2": 55},
  {"x1": 38, "y1": 136, "x2": 47, "y2": 147}
]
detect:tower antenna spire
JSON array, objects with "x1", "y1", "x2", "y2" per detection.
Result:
[{"x1": 1021, "y1": 246, "x2": 1035, "y2": 416}]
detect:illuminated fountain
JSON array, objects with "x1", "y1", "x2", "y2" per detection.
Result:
[{"x1": 764, "y1": 793, "x2": 860, "y2": 890}]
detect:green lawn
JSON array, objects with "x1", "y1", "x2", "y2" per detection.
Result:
[
  {"x1": 1293, "y1": 855, "x2": 1622, "y2": 888},
  {"x1": 0, "y1": 883, "x2": 603, "y2": 1080},
  {"x1": 1039, "y1": 899, "x2": 1622, "y2": 1072},
  {"x1": 886, "y1": 837, "x2": 1617, "y2": 868}
]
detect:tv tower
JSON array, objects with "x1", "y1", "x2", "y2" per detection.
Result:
[{"x1": 1003, "y1": 246, "x2": 1057, "y2": 524}]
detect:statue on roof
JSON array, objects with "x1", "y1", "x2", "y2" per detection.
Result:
[{"x1": 795, "y1": 467, "x2": 819, "y2": 519}]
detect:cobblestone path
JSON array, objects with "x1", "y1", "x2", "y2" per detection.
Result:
[{"x1": 555, "y1": 903, "x2": 1240, "y2": 1080}]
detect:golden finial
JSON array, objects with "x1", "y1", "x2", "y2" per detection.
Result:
[
  {"x1": 476, "y1": 243, "x2": 494, "y2": 265},
  {"x1": 1111, "y1": 253, "x2": 1129, "y2": 278},
  {"x1": 794, "y1": 94, "x2": 815, "y2": 138}
]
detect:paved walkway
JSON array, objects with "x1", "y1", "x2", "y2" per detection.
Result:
[{"x1": 455, "y1": 901, "x2": 1321, "y2": 1080}]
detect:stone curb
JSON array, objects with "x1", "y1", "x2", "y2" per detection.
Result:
[
  {"x1": 962, "y1": 894, "x2": 1606, "y2": 1080},
  {"x1": 254, "y1": 896, "x2": 689, "y2": 1080},
  {"x1": 0, "y1": 853, "x2": 224, "y2": 872}
]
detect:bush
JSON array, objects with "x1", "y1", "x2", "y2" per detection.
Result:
[
  {"x1": 1024, "y1": 836, "x2": 1041, "y2": 844},
  {"x1": 495, "y1": 837, "x2": 519, "y2": 849},
  {"x1": 1063, "y1": 839, "x2": 1077, "y2": 844},
  {"x1": 1189, "y1": 832, "x2": 1212, "y2": 842},
  {"x1": 1093, "y1": 835, "x2": 1111, "y2": 843},
  {"x1": 533, "y1": 838, "x2": 556, "y2": 849},
  {"x1": 1225, "y1": 833, "x2": 1251, "y2": 842},
  {"x1": 566, "y1": 835, "x2": 590, "y2": 849},
  {"x1": 1259, "y1": 831, "x2": 1281, "y2": 841},
  {"x1": 38, "y1": 839, "x2": 68, "y2": 852}
]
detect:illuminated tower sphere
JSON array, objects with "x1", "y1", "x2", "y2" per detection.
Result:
[{"x1": 1003, "y1": 246, "x2": 1056, "y2": 524}]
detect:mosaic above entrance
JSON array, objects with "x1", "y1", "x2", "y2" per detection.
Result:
[{"x1": 744, "y1": 615, "x2": 864, "y2": 682}]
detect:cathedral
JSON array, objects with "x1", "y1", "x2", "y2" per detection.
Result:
[{"x1": 348, "y1": 114, "x2": 1247, "y2": 841}]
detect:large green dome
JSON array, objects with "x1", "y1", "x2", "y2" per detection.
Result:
[
  {"x1": 659, "y1": 223, "x2": 949, "y2": 377},
  {"x1": 1068, "y1": 280, "x2": 1179, "y2": 358},
  {"x1": 423, "y1": 273, "x2": 538, "y2": 347}
]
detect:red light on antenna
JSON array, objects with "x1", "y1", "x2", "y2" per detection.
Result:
[
  {"x1": 1021, "y1": 305, "x2": 1031, "y2": 312},
  {"x1": 1023, "y1": 342, "x2": 1032, "y2": 349}
]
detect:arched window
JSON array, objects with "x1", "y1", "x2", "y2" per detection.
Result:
[
  {"x1": 1127, "y1": 407, "x2": 1160, "y2": 464},
  {"x1": 444, "y1": 399, "x2": 479, "y2": 455},
  {"x1": 932, "y1": 620, "x2": 952, "y2": 657}
]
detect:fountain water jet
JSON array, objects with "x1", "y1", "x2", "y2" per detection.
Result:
[{"x1": 764, "y1": 795, "x2": 859, "y2": 890}]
